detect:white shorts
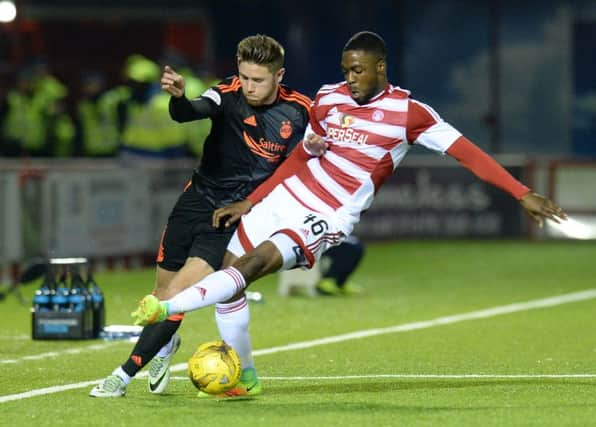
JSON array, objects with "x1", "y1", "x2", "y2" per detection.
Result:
[{"x1": 227, "y1": 184, "x2": 344, "y2": 269}]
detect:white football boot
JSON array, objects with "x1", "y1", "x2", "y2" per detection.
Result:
[
  {"x1": 147, "y1": 334, "x2": 181, "y2": 394},
  {"x1": 89, "y1": 375, "x2": 127, "y2": 398}
]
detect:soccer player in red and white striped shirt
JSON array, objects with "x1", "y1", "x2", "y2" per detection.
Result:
[{"x1": 131, "y1": 31, "x2": 567, "y2": 342}]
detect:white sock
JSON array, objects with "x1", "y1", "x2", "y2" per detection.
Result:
[
  {"x1": 156, "y1": 335, "x2": 177, "y2": 358},
  {"x1": 166, "y1": 267, "x2": 246, "y2": 314},
  {"x1": 215, "y1": 296, "x2": 255, "y2": 371},
  {"x1": 112, "y1": 366, "x2": 132, "y2": 385}
]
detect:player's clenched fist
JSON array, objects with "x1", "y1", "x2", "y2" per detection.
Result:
[
  {"x1": 304, "y1": 133, "x2": 328, "y2": 156},
  {"x1": 161, "y1": 65, "x2": 185, "y2": 98}
]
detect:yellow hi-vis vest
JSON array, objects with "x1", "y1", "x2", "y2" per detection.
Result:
[
  {"x1": 52, "y1": 113, "x2": 75, "y2": 157},
  {"x1": 3, "y1": 91, "x2": 46, "y2": 152},
  {"x1": 121, "y1": 92, "x2": 186, "y2": 153},
  {"x1": 3, "y1": 75, "x2": 74, "y2": 155},
  {"x1": 78, "y1": 86, "x2": 130, "y2": 156},
  {"x1": 36, "y1": 75, "x2": 74, "y2": 157}
]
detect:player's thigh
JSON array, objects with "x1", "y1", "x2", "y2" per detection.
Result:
[
  {"x1": 273, "y1": 210, "x2": 344, "y2": 269},
  {"x1": 230, "y1": 187, "x2": 343, "y2": 269},
  {"x1": 155, "y1": 257, "x2": 214, "y2": 300},
  {"x1": 156, "y1": 216, "x2": 234, "y2": 299},
  {"x1": 227, "y1": 186, "x2": 291, "y2": 258},
  {"x1": 156, "y1": 187, "x2": 204, "y2": 272}
]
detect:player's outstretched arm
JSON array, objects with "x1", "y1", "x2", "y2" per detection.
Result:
[
  {"x1": 446, "y1": 137, "x2": 567, "y2": 227},
  {"x1": 519, "y1": 192, "x2": 567, "y2": 228}
]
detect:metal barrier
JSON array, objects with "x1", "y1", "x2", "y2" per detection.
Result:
[{"x1": 1, "y1": 156, "x2": 594, "y2": 278}]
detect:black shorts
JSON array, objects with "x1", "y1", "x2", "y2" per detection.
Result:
[{"x1": 156, "y1": 182, "x2": 237, "y2": 272}]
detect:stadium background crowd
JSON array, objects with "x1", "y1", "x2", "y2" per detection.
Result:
[{"x1": 1, "y1": 0, "x2": 596, "y2": 160}]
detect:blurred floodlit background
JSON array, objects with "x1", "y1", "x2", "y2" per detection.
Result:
[{"x1": 0, "y1": 0, "x2": 595, "y2": 277}]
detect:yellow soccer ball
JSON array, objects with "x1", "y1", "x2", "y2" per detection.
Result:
[{"x1": 188, "y1": 340, "x2": 242, "y2": 395}]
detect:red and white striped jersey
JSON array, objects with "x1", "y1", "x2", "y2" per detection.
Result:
[{"x1": 281, "y1": 81, "x2": 463, "y2": 235}]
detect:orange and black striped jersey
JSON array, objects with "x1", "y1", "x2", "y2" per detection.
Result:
[{"x1": 169, "y1": 76, "x2": 311, "y2": 207}]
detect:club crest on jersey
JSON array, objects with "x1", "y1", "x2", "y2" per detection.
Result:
[
  {"x1": 340, "y1": 114, "x2": 355, "y2": 128},
  {"x1": 280, "y1": 121, "x2": 293, "y2": 139},
  {"x1": 372, "y1": 110, "x2": 384, "y2": 121}
]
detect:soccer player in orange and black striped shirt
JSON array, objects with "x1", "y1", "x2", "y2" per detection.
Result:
[{"x1": 90, "y1": 35, "x2": 311, "y2": 398}]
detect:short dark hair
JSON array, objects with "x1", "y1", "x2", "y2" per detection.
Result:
[
  {"x1": 343, "y1": 31, "x2": 386, "y2": 58},
  {"x1": 236, "y1": 34, "x2": 285, "y2": 72}
]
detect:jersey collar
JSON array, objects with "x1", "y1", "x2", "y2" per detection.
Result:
[{"x1": 368, "y1": 83, "x2": 391, "y2": 103}]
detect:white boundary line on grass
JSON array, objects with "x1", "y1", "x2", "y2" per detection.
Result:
[
  {"x1": 0, "y1": 343, "x2": 122, "y2": 364},
  {"x1": 0, "y1": 335, "x2": 31, "y2": 341},
  {"x1": 1, "y1": 288, "x2": 595, "y2": 404}
]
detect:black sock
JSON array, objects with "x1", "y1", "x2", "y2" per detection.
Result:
[{"x1": 121, "y1": 318, "x2": 183, "y2": 377}]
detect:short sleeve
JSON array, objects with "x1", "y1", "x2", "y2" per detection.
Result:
[{"x1": 407, "y1": 99, "x2": 462, "y2": 154}]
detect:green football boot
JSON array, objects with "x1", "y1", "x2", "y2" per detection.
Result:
[
  {"x1": 196, "y1": 367, "x2": 262, "y2": 398},
  {"x1": 315, "y1": 278, "x2": 342, "y2": 296},
  {"x1": 340, "y1": 281, "x2": 364, "y2": 295},
  {"x1": 131, "y1": 295, "x2": 169, "y2": 326}
]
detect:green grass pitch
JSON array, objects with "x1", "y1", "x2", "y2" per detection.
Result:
[{"x1": 1, "y1": 240, "x2": 595, "y2": 426}]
